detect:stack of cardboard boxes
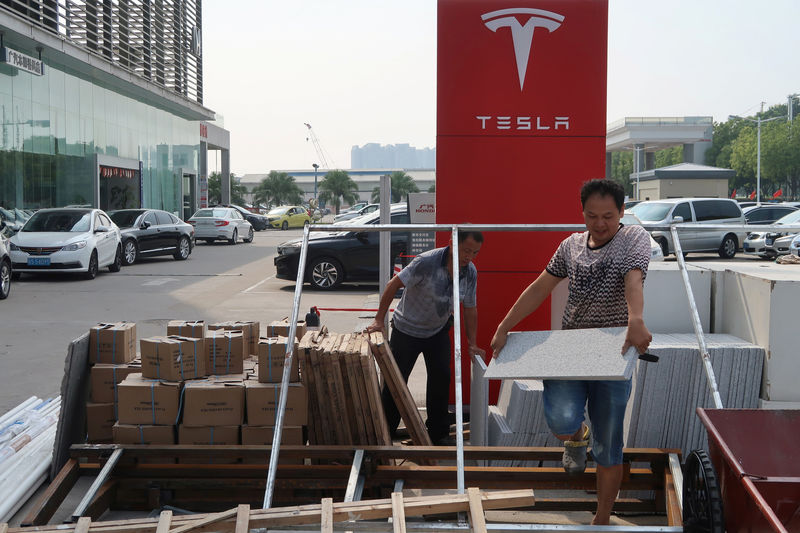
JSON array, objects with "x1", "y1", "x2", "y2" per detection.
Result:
[{"x1": 85, "y1": 319, "x2": 310, "y2": 457}]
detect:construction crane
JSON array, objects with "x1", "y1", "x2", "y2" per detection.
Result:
[{"x1": 304, "y1": 123, "x2": 335, "y2": 170}]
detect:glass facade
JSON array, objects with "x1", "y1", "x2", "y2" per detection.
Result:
[{"x1": 0, "y1": 41, "x2": 200, "y2": 215}]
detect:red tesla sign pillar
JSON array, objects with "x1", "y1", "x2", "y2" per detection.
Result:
[{"x1": 436, "y1": 0, "x2": 608, "y2": 404}]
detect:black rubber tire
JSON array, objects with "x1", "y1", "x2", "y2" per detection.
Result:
[
  {"x1": 243, "y1": 227, "x2": 254, "y2": 243},
  {"x1": 657, "y1": 237, "x2": 669, "y2": 257},
  {"x1": 281, "y1": 220, "x2": 289, "y2": 230},
  {"x1": 308, "y1": 257, "x2": 344, "y2": 290},
  {"x1": 122, "y1": 239, "x2": 138, "y2": 265},
  {"x1": 718, "y1": 234, "x2": 737, "y2": 259},
  {"x1": 683, "y1": 449, "x2": 724, "y2": 533},
  {"x1": 0, "y1": 260, "x2": 10, "y2": 300},
  {"x1": 228, "y1": 229, "x2": 238, "y2": 245},
  {"x1": 108, "y1": 245, "x2": 122, "y2": 272},
  {"x1": 174, "y1": 236, "x2": 191, "y2": 260},
  {"x1": 84, "y1": 251, "x2": 99, "y2": 280}
]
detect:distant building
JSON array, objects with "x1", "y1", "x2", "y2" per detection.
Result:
[{"x1": 351, "y1": 143, "x2": 435, "y2": 169}]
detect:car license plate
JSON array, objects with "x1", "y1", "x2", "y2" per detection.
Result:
[{"x1": 27, "y1": 257, "x2": 50, "y2": 266}]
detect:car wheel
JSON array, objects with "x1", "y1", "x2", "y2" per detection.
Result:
[
  {"x1": 174, "y1": 236, "x2": 191, "y2": 260},
  {"x1": 309, "y1": 257, "x2": 343, "y2": 290},
  {"x1": 0, "y1": 260, "x2": 11, "y2": 300},
  {"x1": 281, "y1": 220, "x2": 289, "y2": 230},
  {"x1": 122, "y1": 239, "x2": 138, "y2": 265},
  {"x1": 84, "y1": 251, "x2": 99, "y2": 280},
  {"x1": 228, "y1": 229, "x2": 238, "y2": 245},
  {"x1": 718, "y1": 234, "x2": 737, "y2": 259},
  {"x1": 657, "y1": 237, "x2": 669, "y2": 257},
  {"x1": 108, "y1": 245, "x2": 122, "y2": 272},
  {"x1": 243, "y1": 227, "x2": 254, "y2": 243}
]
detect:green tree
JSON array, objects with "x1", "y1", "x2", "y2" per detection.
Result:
[
  {"x1": 207, "y1": 172, "x2": 247, "y2": 205},
  {"x1": 729, "y1": 126, "x2": 758, "y2": 196},
  {"x1": 252, "y1": 171, "x2": 303, "y2": 207},
  {"x1": 428, "y1": 182, "x2": 436, "y2": 193},
  {"x1": 609, "y1": 152, "x2": 633, "y2": 196},
  {"x1": 761, "y1": 118, "x2": 800, "y2": 199},
  {"x1": 318, "y1": 169, "x2": 359, "y2": 214},
  {"x1": 654, "y1": 146, "x2": 683, "y2": 168},
  {"x1": 370, "y1": 171, "x2": 421, "y2": 202}
]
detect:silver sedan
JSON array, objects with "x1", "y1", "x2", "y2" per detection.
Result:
[{"x1": 188, "y1": 207, "x2": 254, "y2": 245}]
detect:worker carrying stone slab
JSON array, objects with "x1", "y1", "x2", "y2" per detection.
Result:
[
  {"x1": 490, "y1": 179, "x2": 652, "y2": 526},
  {"x1": 366, "y1": 230, "x2": 485, "y2": 446}
]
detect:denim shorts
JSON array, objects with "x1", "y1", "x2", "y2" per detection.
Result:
[{"x1": 542, "y1": 379, "x2": 632, "y2": 466}]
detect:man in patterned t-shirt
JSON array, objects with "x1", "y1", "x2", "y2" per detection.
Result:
[{"x1": 490, "y1": 179, "x2": 652, "y2": 526}]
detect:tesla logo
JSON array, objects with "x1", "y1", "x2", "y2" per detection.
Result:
[{"x1": 482, "y1": 8, "x2": 565, "y2": 90}]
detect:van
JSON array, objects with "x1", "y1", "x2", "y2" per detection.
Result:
[{"x1": 629, "y1": 198, "x2": 747, "y2": 258}]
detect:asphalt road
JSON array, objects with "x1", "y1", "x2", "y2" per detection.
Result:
[{"x1": 0, "y1": 227, "x2": 379, "y2": 413}]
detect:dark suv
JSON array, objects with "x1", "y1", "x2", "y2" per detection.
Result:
[
  {"x1": 217, "y1": 204, "x2": 269, "y2": 231},
  {"x1": 275, "y1": 206, "x2": 409, "y2": 289}
]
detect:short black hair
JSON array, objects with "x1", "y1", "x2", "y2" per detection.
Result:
[
  {"x1": 580, "y1": 179, "x2": 625, "y2": 210},
  {"x1": 458, "y1": 230, "x2": 483, "y2": 244}
]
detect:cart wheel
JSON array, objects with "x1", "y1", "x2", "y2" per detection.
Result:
[{"x1": 683, "y1": 449, "x2": 724, "y2": 533}]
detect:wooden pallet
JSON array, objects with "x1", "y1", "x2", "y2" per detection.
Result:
[
  {"x1": 8, "y1": 488, "x2": 534, "y2": 533},
  {"x1": 368, "y1": 333, "x2": 433, "y2": 447}
]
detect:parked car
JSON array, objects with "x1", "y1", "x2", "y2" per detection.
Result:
[
  {"x1": 629, "y1": 198, "x2": 747, "y2": 258},
  {"x1": 216, "y1": 204, "x2": 269, "y2": 231},
  {"x1": 744, "y1": 209, "x2": 800, "y2": 259},
  {"x1": 742, "y1": 204, "x2": 798, "y2": 224},
  {"x1": 9, "y1": 208, "x2": 122, "y2": 279},
  {"x1": 339, "y1": 202, "x2": 368, "y2": 215},
  {"x1": 275, "y1": 204, "x2": 409, "y2": 290},
  {"x1": 0, "y1": 223, "x2": 11, "y2": 299},
  {"x1": 109, "y1": 209, "x2": 195, "y2": 265},
  {"x1": 333, "y1": 203, "x2": 380, "y2": 223},
  {"x1": 791, "y1": 234, "x2": 800, "y2": 257},
  {"x1": 620, "y1": 213, "x2": 664, "y2": 262},
  {"x1": 188, "y1": 207, "x2": 254, "y2": 244},
  {"x1": 0, "y1": 207, "x2": 26, "y2": 235},
  {"x1": 266, "y1": 205, "x2": 311, "y2": 230}
]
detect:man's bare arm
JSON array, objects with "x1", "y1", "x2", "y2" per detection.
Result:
[
  {"x1": 365, "y1": 275, "x2": 405, "y2": 333},
  {"x1": 622, "y1": 268, "x2": 652, "y2": 354},
  {"x1": 463, "y1": 306, "x2": 485, "y2": 357}
]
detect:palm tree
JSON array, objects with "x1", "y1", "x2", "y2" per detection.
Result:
[
  {"x1": 252, "y1": 171, "x2": 303, "y2": 207},
  {"x1": 318, "y1": 169, "x2": 359, "y2": 214},
  {"x1": 370, "y1": 171, "x2": 421, "y2": 202},
  {"x1": 208, "y1": 172, "x2": 248, "y2": 205}
]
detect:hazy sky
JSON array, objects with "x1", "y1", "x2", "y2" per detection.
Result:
[{"x1": 203, "y1": 0, "x2": 800, "y2": 175}]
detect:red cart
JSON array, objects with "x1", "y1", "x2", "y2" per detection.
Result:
[{"x1": 683, "y1": 408, "x2": 800, "y2": 533}]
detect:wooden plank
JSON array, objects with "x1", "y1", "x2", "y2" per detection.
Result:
[
  {"x1": 298, "y1": 334, "x2": 322, "y2": 445},
  {"x1": 155, "y1": 511, "x2": 172, "y2": 533},
  {"x1": 53, "y1": 333, "x2": 91, "y2": 478},
  {"x1": 168, "y1": 508, "x2": 238, "y2": 533},
  {"x1": 234, "y1": 504, "x2": 250, "y2": 533},
  {"x1": 361, "y1": 351, "x2": 392, "y2": 446},
  {"x1": 320, "y1": 498, "x2": 333, "y2": 533},
  {"x1": 74, "y1": 517, "x2": 92, "y2": 533},
  {"x1": 317, "y1": 335, "x2": 341, "y2": 444},
  {"x1": 21, "y1": 458, "x2": 81, "y2": 526},
  {"x1": 83, "y1": 480, "x2": 117, "y2": 521},
  {"x1": 1, "y1": 523, "x2": 8, "y2": 533},
  {"x1": 368, "y1": 335, "x2": 432, "y2": 446},
  {"x1": 390, "y1": 492, "x2": 406, "y2": 533},
  {"x1": 353, "y1": 335, "x2": 378, "y2": 445},
  {"x1": 343, "y1": 336, "x2": 369, "y2": 445},
  {"x1": 467, "y1": 488, "x2": 487, "y2": 533},
  {"x1": 664, "y1": 470, "x2": 682, "y2": 527},
  {"x1": 331, "y1": 334, "x2": 356, "y2": 445}
]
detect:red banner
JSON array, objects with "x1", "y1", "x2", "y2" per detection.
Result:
[
  {"x1": 773, "y1": 188, "x2": 783, "y2": 198},
  {"x1": 749, "y1": 190, "x2": 757, "y2": 200}
]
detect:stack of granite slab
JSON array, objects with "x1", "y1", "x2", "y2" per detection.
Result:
[
  {"x1": 486, "y1": 332, "x2": 764, "y2": 463},
  {"x1": 626, "y1": 333, "x2": 763, "y2": 459}
]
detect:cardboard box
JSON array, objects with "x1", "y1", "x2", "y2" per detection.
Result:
[
  {"x1": 117, "y1": 373, "x2": 181, "y2": 425},
  {"x1": 245, "y1": 381, "x2": 307, "y2": 426},
  {"x1": 257, "y1": 336, "x2": 299, "y2": 383},
  {"x1": 141, "y1": 336, "x2": 206, "y2": 381},
  {"x1": 90, "y1": 362, "x2": 141, "y2": 404},
  {"x1": 89, "y1": 322, "x2": 137, "y2": 364},
  {"x1": 178, "y1": 424, "x2": 240, "y2": 445},
  {"x1": 241, "y1": 425, "x2": 304, "y2": 445},
  {"x1": 182, "y1": 376, "x2": 245, "y2": 427},
  {"x1": 266, "y1": 319, "x2": 307, "y2": 342},
  {"x1": 209, "y1": 321, "x2": 260, "y2": 355},
  {"x1": 112, "y1": 423, "x2": 176, "y2": 445},
  {"x1": 86, "y1": 402, "x2": 116, "y2": 442},
  {"x1": 205, "y1": 330, "x2": 244, "y2": 375},
  {"x1": 167, "y1": 320, "x2": 206, "y2": 339}
]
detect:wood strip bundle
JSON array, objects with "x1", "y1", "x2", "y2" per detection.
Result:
[
  {"x1": 368, "y1": 333, "x2": 433, "y2": 447},
  {"x1": 298, "y1": 331, "x2": 391, "y2": 446}
]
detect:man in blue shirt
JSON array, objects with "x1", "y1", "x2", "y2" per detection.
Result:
[{"x1": 366, "y1": 231, "x2": 485, "y2": 445}]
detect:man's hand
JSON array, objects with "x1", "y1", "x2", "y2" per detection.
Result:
[
  {"x1": 490, "y1": 328, "x2": 509, "y2": 359},
  {"x1": 468, "y1": 343, "x2": 486, "y2": 358},
  {"x1": 364, "y1": 319, "x2": 385, "y2": 334},
  {"x1": 622, "y1": 317, "x2": 652, "y2": 355}
]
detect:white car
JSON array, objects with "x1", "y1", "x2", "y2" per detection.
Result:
[
  {"x1": 744, "y1": 209, "x2": 800, "y2": 259},
  {"x1": 791, "y1": 234, "x2": 800, "y2": 257},
  {"x1": 621, "y1": 213, "x2": 664, "y2": 262},
  {"x1": 9, "y1": 208, "x2": 122, "y2": 280},
  {"x1": 189, "y1": 207, "x2": 254, "y2": 244}
]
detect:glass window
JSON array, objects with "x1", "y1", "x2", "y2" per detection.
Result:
[
  {"x1": 23, "y1": 210, "x2": 91, "y2": 232},
  {"x1": 155, "y1": 211, "x2": 172, "y2": 225},
  {"x1": 99, "y1": 213, "x2": 112, "y2": 226},
  {"x1": 110, "y1": 210, "x2": 144, "y2": 228},
  {"x1": 673, "y1": 203, "x2": 692, "y2": 222},
  {"x1": 143, "y1": 212, "x2": 158, "y2": 226},
  {"x1": 693, "y1": 200, "x2": 740, "y2": 221}
]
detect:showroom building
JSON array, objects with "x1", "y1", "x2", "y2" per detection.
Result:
[{"x1": 0, "y1": 0, "x2": 229, "y2": 219}]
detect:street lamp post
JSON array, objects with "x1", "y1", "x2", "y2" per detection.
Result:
[
  {"x1": 729, "y1": 113, "x2": 785, "y2": 206},
  {"x1": 312, "y1": 163, "x2": 319, "y2": 202}
]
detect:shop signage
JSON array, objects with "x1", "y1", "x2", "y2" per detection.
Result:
[
  {"x1": 200, "y1": 123, "x2": 208, "y2": 138},
  {"x1": 100, "y1": 165, "x2": 138, "y2": 179},
  {"x1": 1, "y1": 46, "x2": 44, "y2": 76}
]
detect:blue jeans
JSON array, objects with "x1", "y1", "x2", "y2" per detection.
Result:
[{"x1": 542, "y1": 379, "x2": 632, "y2": 466}]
